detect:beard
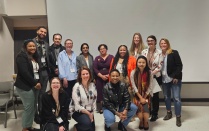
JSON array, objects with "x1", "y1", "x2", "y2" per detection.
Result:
[{"x1": 37, "y1": 33, "x2": 46, "y2": 40}]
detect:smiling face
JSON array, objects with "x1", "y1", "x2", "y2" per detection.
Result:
[
  {"x1": 99, "y1": 45, "x2": 107, "y2": 56},
  {"x1": 137, "y1": 58, "x2": 146, "y2": 72},
  {"x1": 51, "y1": 78, "x2": 61, "y2": 91},
  {"x1": 160, "y1": 39, "x2": 168, "y2": 52},
  {"x1": 26, "y1": 42, "x2": 36, "y2": 55},
  {"x1": 119, "y1": 46, "x2": 127, "y2": 58},
  {"x1": 147, "y1": 38, "x2": 156, "y2": 49},
  {"x1": 81, "y1": 69, "x2": 90, "y2": 82},
  {"x1": 37, "y1": 28, "x2": 47, "y2": 40},
  {"x1": 53, "y1": 35, "x2": 62, "y2": 46},
  {"x1": 65, "y1": 40, "x2": 73, "y2": 52},
  {"x1": 110, "y1": 71, "x2": 120, "y2": 84},
  {"x1": 134, "y1": 34, "x2": 140, "y2": 46}
]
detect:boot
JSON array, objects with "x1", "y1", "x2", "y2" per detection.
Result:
[
  {"x1": 163, "y1": 111, "x2": 172, "y2": 120},
  {"x1": 176, "y1": 116, "x2": 182, "y2": 127}
]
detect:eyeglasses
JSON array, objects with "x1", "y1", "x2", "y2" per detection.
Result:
[{"x1": 147, "y1": 40, "x2": 155, "y2": 42}]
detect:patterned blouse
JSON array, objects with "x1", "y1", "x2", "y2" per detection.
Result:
[{"x1": 72, "y1": 82, "x2": 97, "y2": 112}]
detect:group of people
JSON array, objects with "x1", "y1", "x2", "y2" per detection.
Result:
[{"x1": 14, "y1": 26, "x2": 183, "y2": 131}]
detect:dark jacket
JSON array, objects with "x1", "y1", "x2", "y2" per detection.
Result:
[
  {"x1": 103, "y1": 82, "x2": 131, "y2": 115},
  {"x1": 33, "y1": 38, "x2": 50, "y2": 73},
  {"x1": 167, "y1": 50, "x2": 183, "y2": 80},
  {"x1": 15, "y1": 51, "x2": 40, "y2": 91},
  {"x1": 41, "y1": 91, "x2": 70, "y2": 128},
  {"x1": 76, "y1": 54, "x2": 94, "y2": 79},
  {"x1": 48, "y1": 44, "x2": 65, "y2": 78}
]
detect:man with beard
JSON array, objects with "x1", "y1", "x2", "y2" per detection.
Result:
[
  {"x1": 33, "y1": 26, "x2": 49, "y2": 124},
  {"x1": 48, "y1": 33, "x2": 65, "y2": 81}
]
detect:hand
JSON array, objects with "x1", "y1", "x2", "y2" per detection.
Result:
[
  {"x1": 55, "y1": 68, "x2": 59, "y2": 75},
  {"x1": 173, "y1": 79, "x2": 178, "y2": 84},
  {"x1": 59, "y1": 126, "x2": 65, "y2": 131},
  {"x1": 101, "y1": 75, "x2": 108, "y2": 81},
  {"x1": 116, "y1": 112, "x2": 127, "y2": 121},
  {"x1": 88, "y1": 112, "x2": 94, "y2": 122},
  {"x1": 63, "y1": 78, "x2": 68, "y2": 88},
  {"x1": 140, "y1": 98, "x2": 147, "y2": 104},
  {"x1": 35, "y1": 83, "x2": 41, "y2": 90},
  {"x1": 152, "y1": 70, "x2": 158, "y2": 75}
]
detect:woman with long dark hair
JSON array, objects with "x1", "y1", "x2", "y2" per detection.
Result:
[
  {"x1": 130, "y1": 56, "x2": 153, "y2": 130},
  {"x1": 15, "y1": 39, "x2": 41, "y2": 131},
  {"x1": 76, "y1": 43, "x2": 94, "y2": 81}
]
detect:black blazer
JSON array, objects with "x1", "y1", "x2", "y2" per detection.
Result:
[
  {"x1": 166, "y1": 50, "x2": 183, "y2": 80},
  {"x1": 48, "y1": 44, "x2": 65, "y2": 77},
  {"x1": 15, "y1": 51, "x2": 40, "y2": 91},
  {"x1": 41, "y1": 91, "x2": 70, "y2": 127}
]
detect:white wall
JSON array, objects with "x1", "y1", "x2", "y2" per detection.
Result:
[
  {"x1": 4, "y1": 0, "x2": 46, "y2": 16},
  {"x1": 46, "y1": 0, "x2": 209, "y2": 82},
  {"x1": 0, "y1": 17, "x2": 14, "y2": 81}
]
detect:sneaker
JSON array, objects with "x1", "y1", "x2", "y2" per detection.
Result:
[
  {"x1": 163, "y1": 111, "x2": 172, "y2": 120},
  {"x1": 150, "y1": 115, "x2": 158, "y2": 122},
  {"x1": 176, "y1": 116, "x2": 182, "y2": 127}
]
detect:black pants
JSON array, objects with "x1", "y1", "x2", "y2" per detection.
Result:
[
  {"x1": 151, "y1": 76, "x2": 162, "y2": 116},
  {"x1": 63, "y1": 80, "x2": 76, "y2": 98},
  {"x1": 72, "y1": 112, "x2": 95, "y2": 131}
]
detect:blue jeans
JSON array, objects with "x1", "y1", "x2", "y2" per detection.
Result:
[
  {"x1": 72, "y1": 112, "x2": 95, "y2": 131},
  {"x1": 103, "y1": 103, "x2": 137, "y2": 128},
  {"x1": 162, "y1": 80, "x2": 182, "y2": 116}
]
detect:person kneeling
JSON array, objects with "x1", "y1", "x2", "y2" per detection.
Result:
[
  {"x1": 41, "y1": 77, "x2": 70, "y2": 131},
  {"x1": 103, "y1": 69, "x2": 137, "y2": 131},
  {"x1": 71, "y1": 66, "x2": 97, "y2": 131}
]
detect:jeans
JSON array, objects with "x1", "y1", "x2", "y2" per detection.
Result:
[
  {"x1": 103, "y1": 103, "x2": 137, "y2": 128},
  {"x1": 72, "y1": 112, "x2": 95, "y2": 131},
  {"x1": 162, "y1": 80, "x2": 182, "y2": 116}
]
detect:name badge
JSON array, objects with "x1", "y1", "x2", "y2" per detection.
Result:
[
  {"x1": 34, "y1": 73, "x2": 39, "y2": 79},
  {"x1": 70, "y1": 68, "x2": 75, "y2": 73},
  {"x1": 56, "y1": 117, "x2": 63, "y2": 124},
  {"x1": 41, "y1": 57, "x2": 46, "y2": 63},
  {"x1": 56, "y1": 61, "x2": 58, "y2": 65}
]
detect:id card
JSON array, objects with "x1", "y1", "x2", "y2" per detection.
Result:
[
  {"x1": 41, "y1": 57, "x2": 46, "y2": 63},
  {"x1": 70, "y1": 68, "x2": 75, "y2": 73},
  {"x1": 56, "y1": 117, "x2": 63, "y2": 124},
  {"x1": 34, "y1": 73, "x2": 39, "y2": 79}
]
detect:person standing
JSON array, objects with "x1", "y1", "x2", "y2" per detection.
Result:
[
  {"x1": 141, "y1": 35, "x2": 163, "y2": 122},
  {"x1": 93, "y1": 44, "x2": 114, "y2": 114},
  {"x1": 48, "y1": 33, "x2": 65, "y2": 81},
  {"x1": 58, "y1": 39, "x2": 77, "y2": 98},
  {"x1": 33, "y1": 26, "x2": 50, "y2": 124},
  {"x1": 159, "y1": 38, "x2": 183, "y2": 127},
  {"x1": 15, "y1": 39, "x2": 41, "y2": 131},
  {"x1": 76, "y1": 43, "x2": 94, "y2": 81},
  {"x1": 129, "y1": 33, "x2": 145, "y2": 59}
]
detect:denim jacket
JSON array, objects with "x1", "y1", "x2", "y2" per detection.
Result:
[{"x1": 103, "y1": 82, "x2": 131, "y2": 115}]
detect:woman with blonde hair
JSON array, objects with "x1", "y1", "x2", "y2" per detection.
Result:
[
  {"x1": 129, "y1": 33, "x2": 145, "y2": 58},
  {"x1": 159, "y1": 38, "x2": 183, "y2": 127}
]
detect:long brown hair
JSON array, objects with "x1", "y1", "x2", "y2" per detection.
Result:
[
  {"x1": 159, "y1": 38, "x2": 172, "y2": 54},
  {"x1": 77, "y1": 66, "x2": 92, "y2": 86},
  {"x1": 129, "y1": 33, "x2": 145, "y2": 56}
]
